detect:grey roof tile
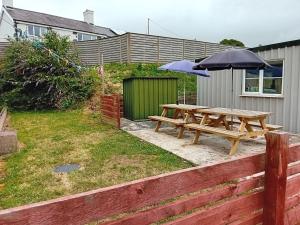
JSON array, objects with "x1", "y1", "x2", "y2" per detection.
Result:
[{"x1": 6, "y1": 6, "x2": 117, "y2": 37}]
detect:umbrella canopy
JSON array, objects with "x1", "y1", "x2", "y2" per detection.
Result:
[
  {"x1": 193, "y1": 49, "x2": 270, "y2": 71},
  {"x1": 159, "y1": 59, "x2": 209, "y2": 77},
  {"x1": 193, "y1": 48, "x2": 270, "y2": 130}
]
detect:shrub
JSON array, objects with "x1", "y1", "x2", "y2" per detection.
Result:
[{"x1": 0, "y1": 31, "x2": 98, "y2": 110}]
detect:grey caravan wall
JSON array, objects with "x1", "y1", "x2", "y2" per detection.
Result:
[
  {"x1": 74, "y1": 32, "x2": 232, "y2": 65},
  {"x1": 197, "y1": 44, "x2": 300, "y2": 133}
]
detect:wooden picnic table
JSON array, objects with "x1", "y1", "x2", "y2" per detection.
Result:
[
  {"x1": 198, "y1": 107, "x2": 271, "y2": 136},
  {"x1": 187, "y1": 107, "x2": 273, "y2": 155},
  {"x1": 148, "y1": 104, "x2": 209, "y2": 138}
]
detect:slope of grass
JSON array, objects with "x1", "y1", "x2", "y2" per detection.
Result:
[
  {"x1": 0, "y1": 110, "x2": 192, "y2": 209},
  {"x1": 102, "y1": 63, "x2": 197, "y2": 95}
]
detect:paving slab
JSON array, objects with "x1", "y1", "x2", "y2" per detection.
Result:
[{"x1": 121, "y1": 118, "x2": 300, "y2": 166}]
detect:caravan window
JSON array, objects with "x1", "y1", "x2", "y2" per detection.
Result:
[{"x1": 243, "y1": 60, "x2": 283, "y2": 96}]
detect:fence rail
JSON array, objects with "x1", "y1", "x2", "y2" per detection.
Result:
[{"x1": 0, "y1": 131, "x2": 299, "y2": 225}]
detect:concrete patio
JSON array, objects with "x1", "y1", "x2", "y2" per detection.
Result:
[{"x1": 121, "y1": 118, "x2": 300, "y2": 166}]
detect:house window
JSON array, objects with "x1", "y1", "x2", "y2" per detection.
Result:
[
  {"x1": 27, "y1": 25, "x2": 48, "y2": 37},
  {"x1": 243, "y1": 60, "x2": 283, "y2": 96},
  {"x1": 77, "y1": 33, "x2": 97, "y2": 41}
]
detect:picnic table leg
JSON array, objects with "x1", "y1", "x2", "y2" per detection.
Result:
[
  {"x1": 200, "y1": 114, "x2": 209, "y2": 125},
  {"x1": 184, "y1": 113, "x2": 191, "y2": 123},
  {"x1": 178, "y1": 126, "x2": 185, "y2": 139},
  {"x1": 161, "y1": 108, "x2": 168, "y2": 117},
  {"x1": 222, "y1": 116, "x2": 230, "y2": 130},
  {"x1": 229, "y1": 139, "x2": 240, "y2": 155},
  {"x1": 193, "y1": 130, "x2": 201, "y2": 144},
  {"x1": 238, "y1": 118, "x2": 247, "y2": 133},
  {"x1": 155, "y1": 121, "x2": 162, "y2": 132},
  {"x1": 259, "y1": 117, "x2": 269, "y2": 131},
  {"x1": 155, "y1": 108, "x2": 168, "y2": 132},
  {"x1": 173, "y1": 109, "x2": 180, "y2": 119}
]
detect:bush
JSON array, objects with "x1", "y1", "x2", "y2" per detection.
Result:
[{"x1": 0, "y1": 32, "x2": 98, "y2": 110}]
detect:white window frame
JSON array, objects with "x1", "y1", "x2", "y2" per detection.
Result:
[
  {"x1": 27, "y1": 25, "x2": 48, "y2": 38},
  {"x1": 77, "y1": 32, "x2": 97, "y2": 41},
  {"x1": 242, "y1": 59, "x2": 284, "y2": 97}
]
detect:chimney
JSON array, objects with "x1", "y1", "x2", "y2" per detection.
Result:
[
  {"x1": 83, "y1": 9, "x2": 94, "y2": 25},
  {"x1": 2, "y1": 0, "x2": 13, "y2": 7}
]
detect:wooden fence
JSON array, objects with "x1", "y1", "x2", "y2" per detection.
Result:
[
  {"x1": 100, "y1": 94, "x2": 123, "y2": 129},
  {"x1": 74, "y1": 32, "x2": 232, "y2": 66},
  {"x1": 0, "y1": 131, "x2": 299, "y2": 225},
  {"x1": 0, "y1": 33, "x2": 232, "y2": 66}
]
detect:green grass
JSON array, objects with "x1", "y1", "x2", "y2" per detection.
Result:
[
  {"x1": 102, "y1": 63, "x2": 197, "y2": 96},
  {"x1": 0, "y1": 110, "x2": 192, "y2": 209}
]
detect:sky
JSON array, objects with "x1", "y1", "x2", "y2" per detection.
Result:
[{"x1": 8, "y1": 0, "x2": 300, "y2": 47}]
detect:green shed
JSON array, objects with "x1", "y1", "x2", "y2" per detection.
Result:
[{"x1": 123, "y1": 77, "x2": 178, "y2": 120}]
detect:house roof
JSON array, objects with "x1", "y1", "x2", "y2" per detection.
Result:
[
  {"x1": 5, "y1": 6, "x2": 117, "y2": 37},
  {"x1": 250, "y1": 39, "x2": 300, "y2": 52}
]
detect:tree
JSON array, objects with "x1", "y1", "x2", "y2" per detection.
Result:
[
  {"x1": 0, "y1": 31, "x2": 97, "y2": 110},
  {"x1": 220, "y1": 39, "x2": 245, "y2": 47}
]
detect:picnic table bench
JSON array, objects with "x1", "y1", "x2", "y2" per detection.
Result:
[
  {"x1": 148, "y1": 104, "x2": 209, "y2": 138},
  {"x1": 187, "y1": 107, "x2": 277, "y2": 155}
]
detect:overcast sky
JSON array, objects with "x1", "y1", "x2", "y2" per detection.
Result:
[{"x1": 9, "y1": 0, "x2": 300, "y2": 47}]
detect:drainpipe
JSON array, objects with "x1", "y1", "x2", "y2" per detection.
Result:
[
  {"x1": 13, "y1": 19, "x2": 18, "y2": 41},
  {"x1": 0, "y1": 10, "x2": 4, "y2": 26}
]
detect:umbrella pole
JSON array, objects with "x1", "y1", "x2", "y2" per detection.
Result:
[
  {"x1": 184, "y1": 77, "x2": 186, "y2": 104},
  {"x1": 231, "y1": 69, "x2": 234, "y2": 130}
]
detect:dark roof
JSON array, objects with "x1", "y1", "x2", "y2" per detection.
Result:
[
  {"x1": 250, "y1": 39, "x2": 300, "y2": 52},
  {"x1": 5, "y1": 6, "x2": 117, "y2": 37}
]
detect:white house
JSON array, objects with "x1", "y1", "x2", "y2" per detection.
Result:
[{"x1": 0, "y1": 0, "x2": 117, "y2": 42}]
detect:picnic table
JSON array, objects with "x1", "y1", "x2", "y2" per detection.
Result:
[
  {"x1": 148, "y1": 104, "x2": 209, "y2": 138},
  {"x1": 186, "y1": 107, "x2": 275, "y2": 155}
]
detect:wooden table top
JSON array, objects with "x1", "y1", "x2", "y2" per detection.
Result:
[
  {"x1": 198, "y1": 107, "x2": 271, "y2": 119},
  {"x1": 161, "y1": 104, "x2": 209, "y2": 111}
]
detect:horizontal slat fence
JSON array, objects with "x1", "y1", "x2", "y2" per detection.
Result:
[
  {"x1": 0, "y1": 33, "x2": 233, "y2": 65},
  {"x1": 74, "y1": 32, "x2": 233, "y2": 66},
  {"x1": 0, "y1": 132, "x2": 300, "y2": 225},
  {"x1": 0, "y1": 42, "x2": 9, "y2": 58},
  {"x1": 100, "y1": 94, "x2": 122, "y2": 129}
]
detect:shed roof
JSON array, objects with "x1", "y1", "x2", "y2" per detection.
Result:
[{"x1": 5, "y1": 6, "x2": 117, "y2": 37}]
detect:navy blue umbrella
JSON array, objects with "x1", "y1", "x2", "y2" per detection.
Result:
[
  {"x1": 193, "y1": 49, "x2": 270, "y2": 129},
  {"x1": 193, "y1": 49, "x2": 270, "y2": 71},
  {"x1": 159, "y1": 60, "x2": 209, "y2": 104}
]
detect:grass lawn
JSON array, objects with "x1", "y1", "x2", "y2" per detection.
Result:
[{"x1": 0, "y1": 110, "x2": 192, "y2": 209}]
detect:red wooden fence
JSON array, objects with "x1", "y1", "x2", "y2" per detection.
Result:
[
  {"x1": 100, "y1": 94, "x2": 123, "y2": 129},
  {"x1": 0, "y1": 131, "x2": 300, "y2": 225}
]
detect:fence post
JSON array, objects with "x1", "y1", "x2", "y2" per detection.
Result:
[{"x1": 263, "y1": 131, "x2": 289, "y2": 225}]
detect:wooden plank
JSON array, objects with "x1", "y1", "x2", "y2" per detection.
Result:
[
  {"x1": 0, "y1": 154, "x2": 266, "y2": 225},
  {"x1": 185, "y1": 124, "x2": 245, "y2": 139},
  {"x1": 262, "y1": 131, "x2": 289, "y2": 225},
  {"x1": 285, "y1": 203, "x2": 300, "y2": 225},
  {"x1": 103, "y1": 175, "x2": 264, "y2": 225},
  {"x1": 163, "y1": 191, "x2": 263, "y2": 225},
  {"x1": 288, "y1": 144, "x2": 300, "y2": 163},
  {"x1": 286, "y1": 193, "x2": 300, "y2": 210},
  {"x1": 286, "y1": 174, "x2": 300, "y2": 197},
  {"x1": 288, "y1": 162, "x2": 300, "y2": 177},
  {"x1": 228, "y1": 211, "x2": 262, "y2": 225}
]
